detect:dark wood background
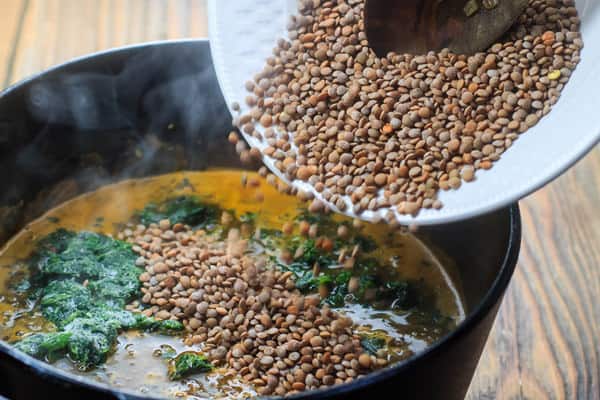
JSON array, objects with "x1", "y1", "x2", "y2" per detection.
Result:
[{"x1": 0, "y1": 1, "x2": 598, "y2": 398}]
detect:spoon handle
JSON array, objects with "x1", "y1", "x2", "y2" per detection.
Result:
[{"x1": 365, "y1": 0, "x2": 529, "y2": 56}]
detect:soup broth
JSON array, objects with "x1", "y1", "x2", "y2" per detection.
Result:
[{"x1": 0, "y1": 170, "x2": 464, "y2": 398}]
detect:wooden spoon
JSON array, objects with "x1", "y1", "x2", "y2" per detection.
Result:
[{"x1": 365, "y1": 0, "x2": 529, "y2": 56}]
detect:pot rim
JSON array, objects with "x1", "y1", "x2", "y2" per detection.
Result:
[{"x1": 0, "y1": 39, "x2": 522, "y2": 400}]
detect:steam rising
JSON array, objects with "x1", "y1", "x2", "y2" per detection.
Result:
[{"x1": 0, "y1": 42, "x2": 234, "y2": 241}]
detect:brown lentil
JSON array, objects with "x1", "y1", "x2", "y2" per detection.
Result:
[
  {"x1": 128, "y1": 220, "x2": 381, "y2": 395},
  {"x1": 232, "y1": 0, "x2": 582, "y2": 219}
]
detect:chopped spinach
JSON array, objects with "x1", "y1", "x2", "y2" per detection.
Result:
[
  {"x1": 289, "y1": 267, "x2": 318, "y2": 292},
  {"x1": 322, "y1": 271, "x2": 352, "y2": 307},
  {"x1": 378, "y1": 279, "x2": 436, "y2": 310},
  {"x1": 63, "y1": 317, "x2": 119, "y2": 368},
  {"x1": 167, "y1": 352, "x2": 213, "y2": 380},
  {"x1": 34, "y1": 230, "x2": 141, "y2": 305},
  {"x1": 278, "y1": 233, "x2": 435, "y2": 311},
  {"x1": 239, "y1": 212, "x2": 257, "y2": 224},
  {"x1": 13, "y1": 230, "x2": 183, "y2": 370},
  {"x1": 278, "y1": 232, "x2": 417, "y2": 308},
  {"x1": 287, "y1": 238, "x2": 336, "y2": 268},
  {"x1": 132, "y1": 314, "x2": 184, "y2": 333},
  {"x1": 35, "y1": 229, "x2": 76, "y2": 255},
  {"x1": 39, "y1": 280, "x2": 93, "y2": 328},
  {"x1": 137, "y1": 196, "x2": 219, "y2": 227},
  {"x1": 294, "y1": 209, "x2": 327, "y2": 225},
  {"x1": 275, "y1": 210, "x2": 410, "y2": 309},
  {"x1": 360, "y1": 333, "x2": 387, "y2": 356},
  {"x1": 14, "y1": 332, "x2": 72, "y2": 362}
]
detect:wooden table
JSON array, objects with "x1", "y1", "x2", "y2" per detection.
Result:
[{"x1": 1, "y1": 1, "x2": 598, "y2": 399}]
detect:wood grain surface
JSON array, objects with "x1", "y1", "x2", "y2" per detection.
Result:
[{"x1": 0, "y1": 1, "x2": 598, "y2": 399}]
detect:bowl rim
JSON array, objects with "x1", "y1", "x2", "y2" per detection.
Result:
[
  {"x1": 0, "y1": 39, "x2": 522, "y2": 400},
  {"x1": 207, "y1": 0, "x2": 600, "y2": 227}
]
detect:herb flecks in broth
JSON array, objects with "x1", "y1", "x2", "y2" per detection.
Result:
[{"x1": 13, "y1": 230, "x2": 185, "y2": 370}]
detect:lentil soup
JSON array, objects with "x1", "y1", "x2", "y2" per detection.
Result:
[{"x1": 0, "y1": 170, "x2": 464, "y2": 398}]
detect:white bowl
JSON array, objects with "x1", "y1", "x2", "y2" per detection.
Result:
[{"x1": 208, "y1": 0, "x2": 600, "y2": 225}]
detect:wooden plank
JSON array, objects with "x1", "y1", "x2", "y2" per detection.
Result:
[
  {"x1": 166, "y1": 0, "x2": 208, "y2": 38},
  {"x1": 54, "y1": 0, "x2": 98, "y2": 63},
  {"x1": 8, "y1": 0, "x2": 42, "y2": 84},
  {"x1": 109, "y1": 0, "x2": 130, "y2": 49},
  {"x1": 95, "y1": 0, "x2": 111, "y2": 50},
  {"x1": 126, "y1": 0, "x2": 148, "y2": 44},
  {"x1": 146, "y1": 0, "x2": 169, "y2": 41},
  {"x1": 468, "y1": 146, "x2": 600, "y2": 400},
  {"x1": 7, "y1": 0, "x2": 208, "y2": 85},
  {"x1": 39, "y1": 0, "x2": 61, "y2": 71},
  {"x1": 0, "y1": 0, "x2": 28, "y2": 86},
  {"x1": 190, "y1": 0, "x2": 208, "y2": 37},
  {"x1": 167, "y1": 0, "x2": 189, "y2": 39}
]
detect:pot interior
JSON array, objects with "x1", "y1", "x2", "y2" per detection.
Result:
[{"x1": 0, "y1": 41, "x2": 518, "y2": 399}]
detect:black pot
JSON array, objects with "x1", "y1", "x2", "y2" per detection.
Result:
[{"x1": 0, "y1": 40, "x2": 521, "y2": 400}]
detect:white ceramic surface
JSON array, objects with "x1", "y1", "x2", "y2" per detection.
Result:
[{"x1": 208, "y1": 0, "x2": 600, "y2": 226}]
